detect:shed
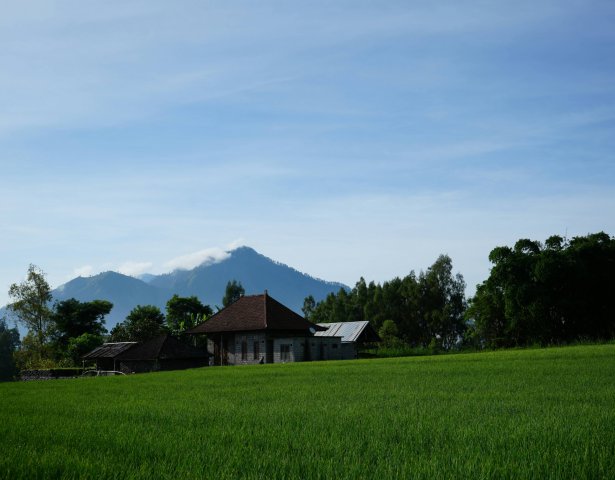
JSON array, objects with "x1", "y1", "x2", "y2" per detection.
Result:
[
  {"x1": 115, "y1": 334, "x2": 210, "y2": 373},
  {"x1": 315, "y1": 321, "x2": 381, "y2": 359},
  {"x1": 81, "y1": 342, "x2": 137, "y2": 371}
]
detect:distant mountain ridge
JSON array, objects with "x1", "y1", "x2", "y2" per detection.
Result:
[{"x1": 2, "y1": 247, "x2": 348, "y2": 333}]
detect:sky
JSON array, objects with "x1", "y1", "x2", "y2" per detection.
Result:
[{"x1": 1, "y1": 0, "x2": 615, "y2": 307}]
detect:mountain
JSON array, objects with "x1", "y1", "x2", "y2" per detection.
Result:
[
  {"x1": 2, "y1": 247, "x2": 348, "y2": 334},
  {"x1": 149, "y1": 246, "x2": 347, "y2": 312}
]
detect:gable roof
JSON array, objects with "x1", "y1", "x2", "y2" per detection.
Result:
[
  {"x1": 186, "y1": 292, "x2": 326, "y2": 334},
  {"x1": 315, "y1": 321, "x2": 381, "y2": 343},
  {"x1": 115, "y1": 334, "x2": 209, "y2": 361},
  {"x1": 82, "y1": 342, "x2": 137, "y2": 360}
]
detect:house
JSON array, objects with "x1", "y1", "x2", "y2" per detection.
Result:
[
  {"x1": 82, "y1": 335, "x2": 209, "y2": 373},
  {"x1": 315, "y1": 321, "x2": 381, "y2": 359},
  {"x1": 185, "y1": 291, "x2": 343, "y2": 365},
  {"x1": 114, "y1": 334, "x2": 210, "y2": 374},
  {"x1": 81, "y1": 341, "x2": 137, "y2": 371}
]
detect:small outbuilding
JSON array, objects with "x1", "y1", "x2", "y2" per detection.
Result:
[
  {"x1": 82, "y1": 335, "x2": 210, "y2": 374},
  {"x1": 115, "y1": 334, "x2": 210, "y2": 374},
  {"x1": 81, "y1": 341, "x2": 137, "y2": 371},
  {"x1": 315, "y1": 321, "x2": 381, "y2": 359}
]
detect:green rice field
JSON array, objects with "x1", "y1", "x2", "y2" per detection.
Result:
[{"x1": 1, "y1": 344, "x2": 614, "y2": 479}]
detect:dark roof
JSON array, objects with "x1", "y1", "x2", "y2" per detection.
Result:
[
  {"x1": 186, "y1": 292, "x2": 326, "y2": 334},
  {"x1": 82, "y1": 342, "x2": 137, "y2": 360},
  {"x1": 115, "y1": 334, "x2": 209, "y2": 361}
]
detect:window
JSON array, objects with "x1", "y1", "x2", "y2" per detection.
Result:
[
  {"x1": 280, "y1": 344, "x2": 291, "y2": 362},
  {"x1": 253, "y1": 341, "x2": 259, "y2": 360},
  {"x1": 241, "y1": 336, "x2": 247, "y2": 361}
]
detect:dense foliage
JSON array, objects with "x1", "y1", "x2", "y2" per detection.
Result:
[
  {"x1": 50, "y1": 299, "x2": 111, "y2": 358},
  {"x1": 110, "y1": 305, "x2": 167, "y2": 342},
  {"x1": 1, "y1": 345, "x2": 613, "y2": 479},
  {"x1": 166, "y1": 294, "x2": 212, "y2": 335},
  {"x1": 307, "y1": 254, "x2": 466, "y2": 349},
  {"x1": 467, "y1": 232, "x2": 615, "y2": 347},
  {"x1": 0, "y1": 319, "x2": 20, "y2": 381}
]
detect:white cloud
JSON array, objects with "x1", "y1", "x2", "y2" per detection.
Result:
[
  {"x1": 226, "y1": 238, "x2": 246, "y2": 251},
  {"x1": 117, "y1": 261, "x2": 153, "y2": 277},
  {"x1": 164, "y1": 247, "x2": 230, "y2": 271}
]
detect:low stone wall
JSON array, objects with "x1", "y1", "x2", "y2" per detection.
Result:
[{"x1": 20, "y1": 369, "x2": 83, "y2": 381}]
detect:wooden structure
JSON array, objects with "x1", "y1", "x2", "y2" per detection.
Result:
[
  {"x1": 315, "y1": 321, "x2": 381, "y2": 359},
  {"x1": 82, "y1": 335, "x2": 209, "y2": 373},
  {"x1": 115, "y1": 334, "x2": 210, "y2": 373},
  {"x1": 185, "y1": 292, "x2": 343, "y2": 365},
  {"x1": 81, "y1": 342, "x2": 137, "y2": 371}
]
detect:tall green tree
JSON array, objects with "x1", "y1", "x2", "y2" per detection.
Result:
[
  {"x1": 51, "y1": 298, "x2": 112, "y2": 348},
  {"x1": 222, "y1": 280, "x2": 245, "y2": 307},
  {"x1": 417, "y1": 255, "x2": 466, "y2": 349},
  {"x1": 7, "y1": 265, "x2": 53, "y2": 357},
  {"x1": 0, "y1": 318, "x2": 20, "y2": 381},
  {"x1": 166, "y1": 295, "x2": 212, "y2": 334},
  {"x1": 110, "y1": 305, "x2": 167, "y2": 343}
]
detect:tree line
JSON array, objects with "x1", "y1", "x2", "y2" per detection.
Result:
[
  {"x1": 466, "y1": 232, "x2": 615, "y2": 347},
  {"x1": 303, "y1": 232, "x2": 615, "y2": 351}
]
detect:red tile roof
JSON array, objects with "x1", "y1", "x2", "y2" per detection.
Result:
[{"x1": 185, "y1": 292, "x2": 326, "y2": 334}]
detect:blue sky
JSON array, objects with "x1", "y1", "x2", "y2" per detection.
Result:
[{"x1": 2, "y1": 1, "x2": 614, "y2": 307}]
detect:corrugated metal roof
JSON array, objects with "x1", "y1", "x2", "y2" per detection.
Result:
[
  {"x1": 315, "y1": 321, "x2": 372, "y2": 343},
  {"x1": 82, "y1": 342, "x2": 137, "y2": 359}
]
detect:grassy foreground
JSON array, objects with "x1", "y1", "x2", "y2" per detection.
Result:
[{"x1": 1, "y1": 345, "x2": 614, "y2": 479}]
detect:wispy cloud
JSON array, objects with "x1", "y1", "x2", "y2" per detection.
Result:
[{"x1": 164, "y1": 247, "x2": 230, "y2": 271}]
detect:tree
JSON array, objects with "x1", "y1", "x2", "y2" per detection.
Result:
[
  {"x1": 222, "y1": 280, "x2": 245, "y2": 307},
  {"x1": 109, "y1": 322, "x2": 129, "y2": 342},
  {"x1": 0, "y1": 318, "x2": 20, "y2": 381},
  {"x1": 7, "y1": 265, "x2": 53, "y2": 358},
  {"x1": 112, "y1": 305, "x2": 167, "y2": 343},
  {"x1": 417, "y1": 255, "x2": 466, "y2": 349},
  {"x1": 66, "y1": 333, "x2": 104, "y2": 365},
  {"x1": 378, "y1": 319, "x2": 401, "y2": 348},
  {"x1": 302, "y1": 295, "x2": 316, "y2": 320},
  {"x1": 166, "y1": 295, "x2": 212, "y2": 334},
  {"x1": 51, "y1": 298, "x2": 112, "y2": 349}
]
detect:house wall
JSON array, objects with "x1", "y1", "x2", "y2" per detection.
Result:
[
  {"x1": 119, "y1": 360, "x2": 158, "y2": 374},
  {"x1": 215, "y1": 333, "x2": 268, "y2": 365},
  {"x1": 340, "y1": 342, "x2": 358, "y2": 360},
  {"x1": 304, "y1": 337, "x2": 343, "y2": 361},
  {"x1": 208, "y1": 333, "x2": 344, "y2": 365}
]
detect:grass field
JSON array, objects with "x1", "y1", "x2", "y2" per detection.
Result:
[{"x1": 1, "y1": 345, "x2": 614, "y2": 479}]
